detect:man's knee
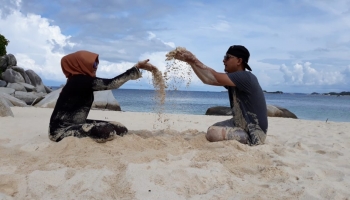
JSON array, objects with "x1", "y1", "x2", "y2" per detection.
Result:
[{"x1": 206, "y1": 126, "x2": 224, "y2": 142}]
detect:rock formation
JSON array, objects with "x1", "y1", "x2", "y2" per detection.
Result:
[
  {"x1": 0, "y1": 53, "x2": 122, "y2": 117},
  {"x1": 205, "y1": 105, "x2": 298, "y2": 119}
]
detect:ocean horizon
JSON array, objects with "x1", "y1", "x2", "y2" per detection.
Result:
[
  {"x1": 109, "y1": 88, "x2": 350, "y2": 123},
  {"x1": 49, "y1": 86, "x2": 350, "y2": 122}
]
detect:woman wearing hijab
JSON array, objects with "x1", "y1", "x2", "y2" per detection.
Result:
[{"x1": 49, "y1": 50, "x2": 156, "y2": 143}]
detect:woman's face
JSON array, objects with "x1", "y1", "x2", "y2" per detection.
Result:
[{"x1": 93, "y1": 60, "x2": 99, "y2": 72}]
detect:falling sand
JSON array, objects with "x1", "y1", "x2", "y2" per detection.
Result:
[
  {"x1": 151, "y1": 68, "x2": 166, "y2": 106},
  {"x1": 164, "y1": 47, "x2": 193, "y2": 90},
  {"x1": 150, "y1": 68, "x2": 168, "y2": 127},
  {"x1": 144, "y1": 48, "x2": 193, "y2": 128}
]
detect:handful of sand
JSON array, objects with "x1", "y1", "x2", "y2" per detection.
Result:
[
  {"x1": 165, "y1": 47, "x2": 187, "y2": 61},
  {"x1": 164, "y1": 47, "x2": 193, "y2": 89}
]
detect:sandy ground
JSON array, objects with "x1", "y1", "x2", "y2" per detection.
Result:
[{"x1": 0, "y1": 107, "x2": 349, "y2": 200}]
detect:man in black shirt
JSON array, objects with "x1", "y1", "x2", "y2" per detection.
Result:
[{"x1": 166, "y1": 45, "x2": 267, "y2": 145}]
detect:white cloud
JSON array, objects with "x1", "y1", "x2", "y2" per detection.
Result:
[
  {"x1": 1, "y1": 0, "x2": 350, "y2": 92},
  {"x1": 0, "y1": 10, "x2": 74, "y2": 81},
  {"x1": 147, "y1": 32, "x2": 175, "y2": 48},
  {"x1": 147, "y1": 32, "x2": 156, "y2": 40},
  {"x1": 303, "y1": 0, "x2": 350, "y2": 16},
  {"x1": 208, "y1": 20, "x2": 231, "y2": 32},
  {"x1": 280, "y1": 62, "x2": 347, "y2": 86}
]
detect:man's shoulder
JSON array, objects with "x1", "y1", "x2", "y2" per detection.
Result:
[
  {"x1": 227, "y1": 71, "x2": 256, "y2": 80},
  {"x1": 228, "y1": 70, "x2": 254, "y2": 75}
]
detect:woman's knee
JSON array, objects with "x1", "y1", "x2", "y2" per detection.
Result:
[
  {"x1": 108, "y1": 121, "x2": 128, "y2": 136},
  {"x1": 89, "y1": 123, "x2": 115, "y2": 142}
]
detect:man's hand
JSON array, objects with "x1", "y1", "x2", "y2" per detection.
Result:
[
  {"x1": 137, "y1": 59, "x2": 156, "y2": 72},
  {"x1": 166, "y1": 47, "x2": 196, "y2": 63}
]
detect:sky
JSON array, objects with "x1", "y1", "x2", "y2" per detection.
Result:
[{"x1": 1, "y1": 0, "x2": 350, "y2": 93}]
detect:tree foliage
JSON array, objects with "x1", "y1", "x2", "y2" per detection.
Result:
[{"x1": 0, "y1": 34, "x2": 10, "y2": 56}]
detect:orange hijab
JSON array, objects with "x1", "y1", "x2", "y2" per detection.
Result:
[{"x1": 61, "y1": 50, "x2": 99, "y2": 78}]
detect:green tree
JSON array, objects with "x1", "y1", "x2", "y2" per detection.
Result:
[{"x1": 0, "y1": 34, "x2": 10, "y2": 56}]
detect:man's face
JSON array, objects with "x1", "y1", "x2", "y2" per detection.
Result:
[{"x1": 223, "y1": 54, "x2": 243, "y2": 73}]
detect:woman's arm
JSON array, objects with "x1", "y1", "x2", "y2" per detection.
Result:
[
  {"x1": 91, "y1": 59, "x2": 157, "y2": 91},
  {"x1": 92, "y1": 66, "x2": 141, "y2": 91}
]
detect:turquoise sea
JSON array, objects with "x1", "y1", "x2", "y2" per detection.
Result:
[{"x1": 112, "y1": 89, "x2": 350, "y2": 123}]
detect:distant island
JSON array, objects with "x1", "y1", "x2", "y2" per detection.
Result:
[
  {"x1": 311, "y1": 91, "x2": 350, "y2": 96},
  {"x1": 263, "y1": 90, "x2": 283, "y2": 94}
]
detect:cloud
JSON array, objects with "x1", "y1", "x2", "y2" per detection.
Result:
[
  {"x1": 303, "y1": 0, "x2": 350, "y2": 16},
  {"x1": 279, "y1": 62, "x2": 348, "y2": 86},
  {"x1": 0, "y1": 3, "x2": 175, "y2": 87},
  {"x1": 0, "y1": 9, "x2": 74, "y2": 81},
  {"x1": 1, "y1": 0, "x2": 350, "y2": 93}
]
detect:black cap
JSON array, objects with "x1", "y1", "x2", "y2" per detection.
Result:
[{"x1": 226, "y1": 45, "x2": 252, "y2": 71}]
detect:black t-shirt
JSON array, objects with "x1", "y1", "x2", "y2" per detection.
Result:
[{"x1": 226, "y1": 71, "x2": 268, "y2": 135}]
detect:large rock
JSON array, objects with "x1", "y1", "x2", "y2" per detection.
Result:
[
  {"x1": 0, "y1": 80, "x2": 7, "y2": 87},
  {"x1": 205, "y1": 106, "x2": 232, "y2": 116},
  {"x1": 0, "y1": 55, "x2": 8, "y2": 70},
  {"x1": 0, "y1": 97, "x2": 14, "y2": 117},
  {"x1": 18, "y1": 82, "x2": 36, "y2": 92},
  {"x1": 2, "y1": 97, "x2": 14, "y2": 106},
  {"x1": 1, "y1": 68, "x2": 25, "y2": 83},
  {"x1": 0, "y1": 92, "x2": 28, "y2": 107},
  {"x1": 92, "y1": 90, "x2": 121, "y2": 111},
  {"x1": 7, "y1": 54, "x2": 17, "y2": 66},
  {"x1": 0, "y1": 87, "x2": 15, "y2": 95},
  {"x1": 44, "y1": 85, "x2": 53, "y2": 93},
  {"x1": 14, "y1": 91, "x2": 46, "y2": 105},
  {"x1": 267, "y1": 105, "x2": 297, "y2": 119},
  {"x1": 25, "y1": 70, "x2": 46, "y2": 93},
  {"x1": 35, "y1": 88, "x2": 121, "y2": 111},
  {"x1": 7, "y1": 83, "x2": 27, "y2": 92},
  {"x1": 205, "y1": 105, "x2": 298, "y2": 119},
  {"x1": 12, "y1": 66, "x2": 32, "y2": 85},
  {"x1": 34, "y1": 88, "x2": 61, "y2": 108}
]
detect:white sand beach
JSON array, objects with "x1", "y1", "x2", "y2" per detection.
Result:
[{"x1": 0, "y1": 107, "x2": 349, "y2": 199}]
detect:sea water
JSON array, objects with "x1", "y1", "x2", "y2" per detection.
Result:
[{"x1": 112, "y1": 89, "x2": 350, "y2": 123}]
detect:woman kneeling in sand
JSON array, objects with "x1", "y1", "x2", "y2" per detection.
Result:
[{"x1": 49, "y1": 50, "x2": 156, "y2": 143}]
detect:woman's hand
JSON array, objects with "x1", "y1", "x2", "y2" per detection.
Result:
[{"x1": 136, "y1": 59, "x2": 156, "y2": 72}]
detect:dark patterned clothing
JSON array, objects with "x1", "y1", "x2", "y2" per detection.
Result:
[
  {"x1": 226, "y1": 71, "x2": 268, "y2": 145},
  {"x1": 49, "y1": 67, "x2": 141, "y2": 142},
  {"x1": 210, "y1": 71, "x2": 267, "y2": 145}
]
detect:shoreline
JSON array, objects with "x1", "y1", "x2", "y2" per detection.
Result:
[{"x1": 1, "y1": 107, "x2": 350, "y2": 199}]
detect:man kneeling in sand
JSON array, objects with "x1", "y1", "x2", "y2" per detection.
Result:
[{"x1": 167, "y1": 45, "x2": 267, "y2": 146}]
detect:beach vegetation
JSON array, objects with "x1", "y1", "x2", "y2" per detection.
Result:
[{"x1": 0, "y1": 34, "x2": 10, "y2": 56}]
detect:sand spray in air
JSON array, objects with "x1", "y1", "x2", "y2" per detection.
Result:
[
  {"x1": 143, "y1": 47, "x2": 194, "y2": 129},
  {"x1": 163, "y1": 47, "x2": 194, "y2": 116},
  {"x1": 142, "y1": 66, "x2": 172, "y2": 129},
  {"x1": 165, "y1": 47, "x2": 193, "y2": 90}
]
